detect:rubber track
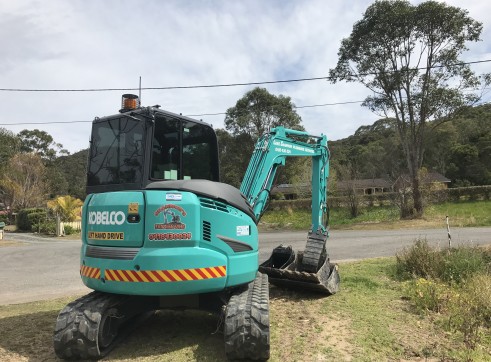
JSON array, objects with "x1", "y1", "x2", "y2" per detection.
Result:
[
  {"x1": 301, "y1": 231, "x2": 327, "y2": 273},
  {"x1": 53, "y1": 291, "x2": 129, "y2": 360},
  {"x1": 224, "y1": 273, "x2": 270, "y2": 361}
]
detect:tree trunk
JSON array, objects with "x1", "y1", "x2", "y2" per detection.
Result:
[{"x1": 411, "y1": 175, "x2": 424, "y2": 217}]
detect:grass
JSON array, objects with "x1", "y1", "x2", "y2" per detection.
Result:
[
  {"x1": 2, "y1": 257, "x2": 489, "y2": 361},
  {"x1": 427, "y1": 201, "x2": 491, "y2": 227},
  {"x1": 260, "y1": 200, "x2": 491, "y2": 230}
]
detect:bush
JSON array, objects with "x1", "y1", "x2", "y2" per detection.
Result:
[
  {"x1": 0, "y1": 214, "x2": 9, "y2": 225},
  {"x1": 438, "y1": 246, "x2": 488, "y2": 284},
  {"x1": 396, "y1": 239, "x2": 489, "y2": 284},
  {"x1": 395, "y1": 239, "x2": 443, "y2": 280},
  {"x1": 16, "y1": 208, "x2": 45, "y2": 231},
  {"x1": 447, "y1": 274, "x2": 491, "y2": 348},
  {"x1": 32, "y1": 220, "x2": 56, "y2": 235},
  {"x1": 404, "y1": 278, "x2": 455, "y2": 314},
  {"x1": 63, "y1": 225, "x2": 75, "y2": 235}
]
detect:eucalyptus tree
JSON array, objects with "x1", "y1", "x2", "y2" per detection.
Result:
[
  {"x1": 329, "y1": 0, "x2": 490, "y2": 217},
  {"x1": 222, "y1": 87, "x2": 306, "y2": 188}
]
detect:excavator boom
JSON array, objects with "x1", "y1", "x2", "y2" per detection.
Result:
[{"x1": 239, "y1": 126, "x2": 339, "y2": 294}]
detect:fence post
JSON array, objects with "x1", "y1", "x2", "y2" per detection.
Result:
[{"x1": 446, "y1": 215, "x2": 451, "y2": 249}]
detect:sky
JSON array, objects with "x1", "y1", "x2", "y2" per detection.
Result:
[{"x1": 1, "y1": 0, "x2": 490, "y2": 154}]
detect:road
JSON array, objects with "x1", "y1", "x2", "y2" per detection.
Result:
[{"x1": 1, "y1": 227, "x2": 490, "y2": 305}]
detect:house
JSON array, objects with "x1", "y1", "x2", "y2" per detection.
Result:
[
  {"x1": 393, "y1": 172, "x2": 451, "y2": 191},
  {"x1": 336, "y1": 178, "x2": 393, "y2": 195},
  {"x1": 271, "y1": 183, "x2": 311, "y2": 200}
]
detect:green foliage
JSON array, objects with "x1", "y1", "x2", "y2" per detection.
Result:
[
  {"x1": 447, "y1": 274, "x2": 491, "y2": 349},
  {"x1": 16, "y1": 208, "x2": 45, "y2": 231},
  {"x1": 63, "y1": 225, "x2": 75, "y2": 235},
  {"x1": 32, "y1": 220, "x2": 56, "y2": 235},
  {"x1": 225, "y1": 87, "x2": 303, "y2": 138},
  {"x1": 216, "y1": 130, "x2": 255, "y2": 187},
  {"x1": 439, "y1": 247, "x2": 488, "y2": 284},
  {"x1": 47, "y1": 195, "x2": 83, "y2": 222},
  {"x1": 395, "y1": 239, "x2": 443, "y2": 280},
  {"x1": 0, "y1": 128, "x2": 20, "y2": 170},
  {"x1": 18, "y1": 129, "x2": 68, "y2": 162},
  {"x1": 52, "y1": 149, "x2": 88, "y2": 200},
  {"x1": 329, "y1": 0, "x2": 489, "y2": 216},
  {"x1": 0, "y1": 214, "x2": 9, "y2": 225},
  {"x1": 396, "y1": 239, "x2": 488, "y2": 284},
  {"x1": 219, "y1": 87, "x2": 305, "y2": 187},
  {"x1": 404, "y1": 278, "x2": 455, "y2": 314},
  {"x1": 398, "y1": 240, "x2": 491, "y2": 351}
]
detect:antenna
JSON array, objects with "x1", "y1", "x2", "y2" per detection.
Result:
[{"x1": 139, "y1": 76, "x2": 142, "y2": 104}]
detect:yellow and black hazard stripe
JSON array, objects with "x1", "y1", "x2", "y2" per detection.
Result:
[
  {"x1": 105, "y1": 266, "x2": 227, "y2": 282},
  {"x1": 80, "y1": 265, "x2": 226, "y2": 282},
  {"x1": 80, "y1": 265, "x2": 101, "y2": 279}
]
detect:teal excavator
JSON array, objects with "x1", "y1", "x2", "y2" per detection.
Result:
[{"x1": 54, "y1": 94, "x2": 339, "y2": 360}]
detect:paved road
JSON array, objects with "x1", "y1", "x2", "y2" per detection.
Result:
[{"x1": 1, "y1": 227, "x2": 490, "y2": 305}]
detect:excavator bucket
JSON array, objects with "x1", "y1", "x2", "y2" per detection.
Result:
[{"x1": 259, "y1": 245, "x2": 340, "y2": 294}]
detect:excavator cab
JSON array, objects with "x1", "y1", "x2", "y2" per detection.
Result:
[{"x1": 87, "y1": 95, "x2": 220, "y2": 195}]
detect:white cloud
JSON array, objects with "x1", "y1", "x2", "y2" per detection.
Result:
[{"x1": 1, "y1": 0, "x2": 490, "y2": 153}]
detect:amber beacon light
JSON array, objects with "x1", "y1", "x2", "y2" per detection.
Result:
[{"x1": 120, "y1": 94, "x2": 140, "y2": 112}]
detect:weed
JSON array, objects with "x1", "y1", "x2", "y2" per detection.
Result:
[
  {"x1": 395, "y1": 239, "x2": 443, "y2": 280},
  {"x1": 395, "y1": 239, "x2": 489, "y2": 284},
  {"x1": 447, "y1": 274, "x2": 491, "y2": 349},
  {"x1": 403, "y1": 278, "x2": 455, "y2": 314}
]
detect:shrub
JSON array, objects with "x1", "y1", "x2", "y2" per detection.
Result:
[
  {"x1": 447, "y1": 274, "x2": 491, "y2": 348},
  {"x1": 16, "y1": 208, "x2": 45, "y2": 231},
  {"x1": 395, "y1": 239, "x2": 443, "y2": 280},
  {"x1": 404, "y1": 278, "x2": 455, "y2": 314},
  {"x1": 63, "y1": 225, "x2": 75, "y2": 235},
  {"x1": 0, "y1": 214, "x2": 9, "y2": 225},
  {"x1": 32, "y1": 220, "x2": 56, "y2": 235},
  {"x1": 438, "y1": 246, "x2": 488, "y2": 284},
  {"x1": 396, "y1": 240, "x2": 489, "y2": 284}
]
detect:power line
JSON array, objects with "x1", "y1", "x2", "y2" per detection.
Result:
[
  {"x1": 0, "y1": 100, "x2": 365, "y2": 126},
  {"x1": 0, "y1": 59, "x2": 489, "y2": 93},
  {"x1": 1, "y1": 88, "x2": 489, "y2": 126}
]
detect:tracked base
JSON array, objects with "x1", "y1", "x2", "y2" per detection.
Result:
[
  {"x1": 224, "y1": 273, "x2": 270, "y2": 361},
  {"x1": 259, "y1": 245, "x2": 340, "y2": 295},
  {"x1": 54, "y1": 292, "x2": 156, "y2": 360}
]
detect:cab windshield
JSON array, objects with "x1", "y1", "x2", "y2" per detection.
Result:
[{"x1": 87, "y1": 117, "x2": 145, "y2": 186}]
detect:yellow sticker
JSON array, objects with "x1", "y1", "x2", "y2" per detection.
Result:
[
  {"x1": 88, "y1": 231, "x2": 124, "y2": 240},
  {"x1": 128, "y1": 202, "x2": 139, "y2": 214}
]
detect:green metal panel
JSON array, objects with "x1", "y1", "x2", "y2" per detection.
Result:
[
  {"x1": 81, "y1": 188, "x2": 259, "y2": 296},
  {"x1": 85, "y1": 192, "x2": 145, "y2": 247}
]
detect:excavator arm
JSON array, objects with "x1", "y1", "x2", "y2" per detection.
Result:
[
  {"x1": 240, "y1": 127, "x2": 339, "y2": 294},
  {"x1": 240, "y1": 126, "x2": 329, "y2": 230}
]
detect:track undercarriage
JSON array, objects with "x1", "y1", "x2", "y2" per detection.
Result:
[{"x1": 54, "y1": 273, "x2": 270, "y2": 361}]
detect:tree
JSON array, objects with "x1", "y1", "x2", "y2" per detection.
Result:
[
  {"x1": 225, "y1": 87, "x2": 303, "y2": 138},
  {"x1": 0, "y1": 128, "x2": 20, "y2": 168},
  {"x1": 53, "y1": 149, "x2": 89, "y2": 200},
  {"x1": 18, "y1": 129, "x2": 69, "y2": 162},
  {"x1": 222, "y1": 87, "x2": 306, "y2": 187},
  {"x1": 47, "y1": 195, "x2": 83, "y2": 222},
  {"x1": 216, "y1": 129, "x2": 255, "y2": 187},
  {"x1": 0, "y1": 153, "x2": 47, "y2": 210},
  {"x1": 329, "y1": 0, "x2": 490, "y2": 217}
]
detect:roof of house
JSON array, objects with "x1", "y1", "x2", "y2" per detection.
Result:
[
  {"x1": 337, "y1": 178, "x2": 392, "y2": 191},
  {"x1": 271, "y1": 183, "x2": 310, "y2": 194},
  {"x1": 396, "y1": 172, "x2": 451, "y2": 184}
]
